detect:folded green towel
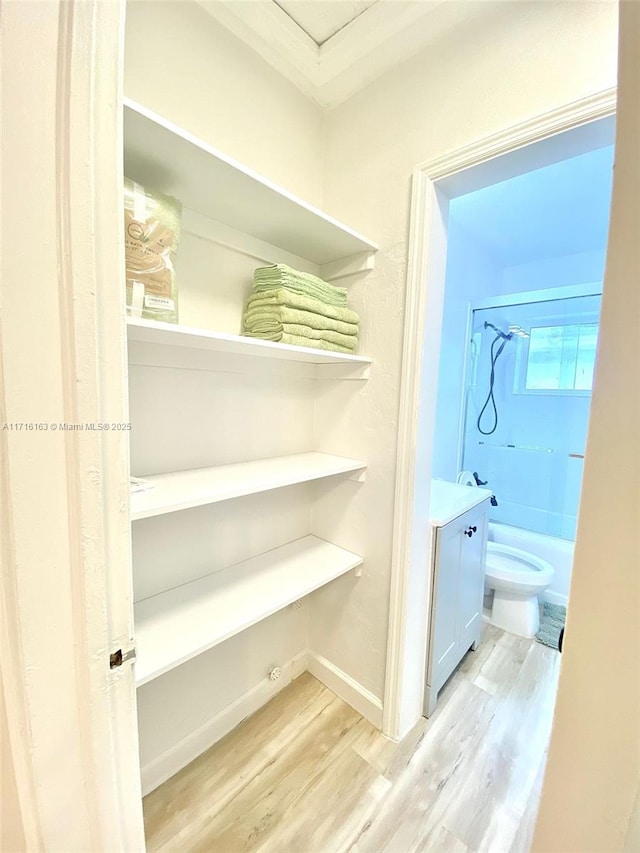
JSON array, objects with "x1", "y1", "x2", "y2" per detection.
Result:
[
  {"x1": 277, "y1": 333, "x2": 354, "y2": 354},
  {"x1": 246, "y1": 289, "x2": 359, "y2": 326},
  {"x1": 243, "y1": 306, "x2": 358, "y2": 338},
  {"x1": 254, "y1": 264, "x2": 347, "y2": 307},
  {"x1": 282, "y1": 323, "x2": 356, "y2": 350},
  {"x1": 243, "y1": 320, "x2": 357, "y2": 351}
]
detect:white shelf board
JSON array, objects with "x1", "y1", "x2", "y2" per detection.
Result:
[
  {"x1": 127, "y1": 317, "x2": 372, "y2": 366},
  {"x1": 124, "y1": 99, "x2": 377, "y2": 266},
  {"x1": 134, "y1": 535, "x2": 363, "y2": 686},
  {"x1": 131, "y1": 452, "x2": 367, "y2": 520}
]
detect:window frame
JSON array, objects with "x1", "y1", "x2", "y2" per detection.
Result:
[{"x1": 513, "y1": 321, "x2": 599, "y2": 397}]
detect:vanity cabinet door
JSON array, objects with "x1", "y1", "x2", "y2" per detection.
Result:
[
  {"x1": 427, "y1": 520, "x2": 463, "y2": 691},
  {"x1": 425, "y1": 499, "x2": 491, "y2": 717},
  {"x1": 458, "y1": 505, "x2": 489, "y2": 653}
]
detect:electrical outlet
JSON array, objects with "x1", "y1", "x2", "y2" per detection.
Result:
[
  {"x1": 292, "y1": 599, "x2": 303, "y2": 608},
  {"x1": 269, "y1": 667, "x2": 281, "y2": 681}
]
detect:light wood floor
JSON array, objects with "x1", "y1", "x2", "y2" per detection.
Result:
[{"x1": 143, "y1": 625, "x2": 561, "y2": 853}]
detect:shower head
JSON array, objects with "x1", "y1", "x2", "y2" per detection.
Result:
[
  {"x1": 484, "y1": 321, "x2": 512, "y2": 341},
  {"x1": 508, "y1": 324, "x2": 530, "y2": 338}
]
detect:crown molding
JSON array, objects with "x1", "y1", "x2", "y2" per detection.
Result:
[{"x1": 195, "y1": 0, "x2": 452, "y2": 108}]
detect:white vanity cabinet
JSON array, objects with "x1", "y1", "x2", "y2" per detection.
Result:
[{"x1": 424, "y1": 484, "x2": 491, "y2": 716}]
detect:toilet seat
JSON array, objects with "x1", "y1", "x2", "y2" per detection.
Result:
[{"x1": 486, "y1": 542, "x2": 554, "y2": 586}]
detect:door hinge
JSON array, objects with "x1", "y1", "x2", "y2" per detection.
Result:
[{"x1": 109, "y1": 647, "x2": 136, "y2": 669}]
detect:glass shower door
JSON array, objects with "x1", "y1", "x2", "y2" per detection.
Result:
[{"x1": 462, "y1": 294, "x2": 601, "y2": 540}]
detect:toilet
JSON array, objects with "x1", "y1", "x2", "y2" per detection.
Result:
[{"x1": 484, "y1": 542, "x2": 555, "y2": 637}]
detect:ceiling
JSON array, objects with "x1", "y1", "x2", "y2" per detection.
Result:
[
  {"x1": 195, "y1": 0, "x2": 495, "y2": 108},
  {"x1": 449, "y1": 145, "x2": 615, "y2": 269},
  {"x1": 276, "y1": 1, "x2": 378, "y2": 45}
]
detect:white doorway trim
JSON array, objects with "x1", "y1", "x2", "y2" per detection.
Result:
[
  {"x1": 1, "y1": 1, "x2": 144, "y2": 848},
  {"x1": 383, "y1": 87, "x2": 617, "y2": 740}
]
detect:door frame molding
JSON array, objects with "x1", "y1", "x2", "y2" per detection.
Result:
[
  {"x1": 1, "y1": 1, "x2": 144, "y2": 848},
  {"x1": 383, "y1": 87, "x2": 617, "y2": 740}
]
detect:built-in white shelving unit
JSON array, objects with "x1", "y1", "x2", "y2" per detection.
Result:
[
  {"x1": 124, "y1": 99, "x2": 378, "y2": 266},
  {"x1": 127, "y1": 317, "x2": 372, "y2": 366},
  {"x1": 131, "y1": 452, "x2": 367, "y2": 520},
  {"x1": 124, "y1": 98, "x2": 375, "y2": 764},
  {"x1": 135, "y1": 536, "x2": 363, "y2": 686}
]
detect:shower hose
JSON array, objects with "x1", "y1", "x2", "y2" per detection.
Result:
[{"x1": 476, "y1": 333, "x2": 511, "y2": 436}]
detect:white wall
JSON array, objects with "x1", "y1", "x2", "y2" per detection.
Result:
[
  {"x1": 533, "y1": 1, "x2": 640, "y2": 846},
  {"x1": 124, "y1": 0, "x2": 325, "y2": 206},
  {"x1": 501, "y1": 248, "x2": 607, "y2": 293},
  {"x1": 320, "y1": 0, "x2": 618, "y2": 702},
  {"x1": 432, "y1": 221, "x2": 502, "y2": 481}
]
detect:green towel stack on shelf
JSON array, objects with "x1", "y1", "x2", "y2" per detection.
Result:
[{"x1": 242, "y1": 264, "x2": 359, "y2": 354}]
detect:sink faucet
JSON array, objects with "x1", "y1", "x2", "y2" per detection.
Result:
[{"x1": 473, "y1": 472, "x2": 498, "y2": 506}]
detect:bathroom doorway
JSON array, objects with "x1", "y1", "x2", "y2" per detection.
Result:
[
  {"x1": 384, "y1": 95, "x2": 616, "y2": 740},
  {"x1": 431, "y1": 139, "x2": 613, "y2": 625},
  {"x1": 384, "y1": 102, "x2": 615, "y2": 850}
]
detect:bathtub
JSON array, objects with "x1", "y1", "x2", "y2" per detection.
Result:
[{"x1": 488, "y1": 522, "x2": 574, "y2": 606}]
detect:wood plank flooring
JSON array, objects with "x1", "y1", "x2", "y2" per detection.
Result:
[{"x1": 143, "y1": 625, "x2": 561, "y2": 853}]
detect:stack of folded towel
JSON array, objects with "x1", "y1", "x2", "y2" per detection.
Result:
[{"x1": 242, "y1": 264, "x2": 359, "y2": 353}]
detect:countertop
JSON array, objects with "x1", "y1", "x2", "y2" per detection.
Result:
[{"x1": 430, "y1": 480, "x2": 493, "y2": 527}]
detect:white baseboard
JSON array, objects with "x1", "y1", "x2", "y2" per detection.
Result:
[
  {"x1": 543, "y1": 590, "x2": 569, "y2": 607},
  {"x1": 140, "y1": 650, "x2": 308, "y2": 796},
  {"x1": 306, "y1": 651, "x2": 383, "y2": 728}
]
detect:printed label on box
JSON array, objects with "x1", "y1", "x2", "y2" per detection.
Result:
[{"x1": 144, "y1": 295, "x2": 175, "y2": 311}]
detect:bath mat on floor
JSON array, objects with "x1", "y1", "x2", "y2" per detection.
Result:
[{"x1": 536, "y1": 603, "x2": 567, "y2": 649}]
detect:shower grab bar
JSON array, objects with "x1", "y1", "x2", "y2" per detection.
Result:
[
  {"x1": 475, "y1": 442, "x2": 586, "y2": 457},
  {"x1": 477, "y1": 441, "x2": 554, "y2": 453}
]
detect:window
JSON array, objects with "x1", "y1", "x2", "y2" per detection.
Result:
[{"x1": 517, "y1": 323, "x2": 599, "y2": 393}]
